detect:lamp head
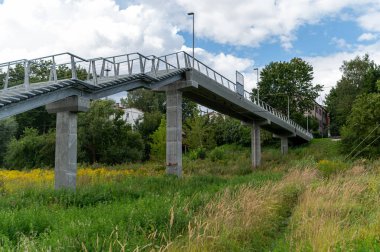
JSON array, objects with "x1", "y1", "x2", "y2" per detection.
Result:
[{"x1": 187, "y1": 12, "x2": 194, "y2": 15}]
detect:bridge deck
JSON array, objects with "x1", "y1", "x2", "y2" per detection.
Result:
[{"x1": 0, "y1": 51, "x2": 312, "y2": 143}]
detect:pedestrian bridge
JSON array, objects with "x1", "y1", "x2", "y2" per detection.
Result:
[{"x1": 0, "y1": 51, "x2": 312, "y2": 189}]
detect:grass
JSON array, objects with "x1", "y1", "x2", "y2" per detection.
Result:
[{"x1": 0, "y1": 139, "x2": 379, "y2": 251}]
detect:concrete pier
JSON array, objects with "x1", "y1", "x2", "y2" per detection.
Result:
[
  {"x1": 281, "y1": 137, "x2": 289, "y2": 155},
  {"x1": 166, "y1": 88, "x2": 183, "y2": 177},
  {"x1": 251, "y1": 123, "x2": 261, "y2": 168},
  {"x1": 46, "y1": 96, "x2": 90, "y2": 189}
]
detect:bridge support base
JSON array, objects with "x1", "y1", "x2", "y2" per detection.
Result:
[
  {"x1": 251, "y1": 123, "x2": 261, "y2": 168},
  {"x1": 166, "y1": 88, "x2": 182, "y2": 177},
  {"x1": 281, "y1": 137, "x2": 288, "y2": 155},
  {"x1": 46, "y1": 96, "x2": 90, "y2": 190}
]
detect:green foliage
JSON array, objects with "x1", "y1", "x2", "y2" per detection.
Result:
[
  {"x1": 149, "y1": 117, "x2": 166, "y2": 161},
  {"x1": 5, "y1": 128, "x2": 55, "y2": 169},
  {"x1": 0, "y1": 169, "x2": 282, "y2": 250},
  {"x1": 182, "y1": 98, "x2": 199, "y2": 121},
  {"x1": 256, "y1": 57, "x2": 322, "y2": 124},
  {"x1": 78, "y1": 100, "x2": 144, "y2": 164},
  {"x1": 121, "y1": 89, "x2": 166, "y2": 113},
  {"x1": 14, "y1": 107, "x2": 56, "y2": 137},
  {"x1": 326, "y1": 54, "x2": 380, "y2": 136},
  {"x1": 341, "y1": 93, "x2": 380, "y2": 158},
  {"x1": 210, "y1": 115, "x2": 250, "y2": 146},
  {"x1": 188, "y1": 147, "x2": 207, "y2": 160},
  {"x1": 0, "y1": 118, "x2": 18, "y2": 165},
  {"x1": 317, "y1": 160, "x2": 349, "y2": 178},
  {"x1": 135, "y1": 111, "x2": 163, "y2": 160},
  {"x1": 209, "y1": 146, "x2": 225, "y2": 161},
  {"x1": 184, "y1": 114, "x2": 216, "y2": 150}
]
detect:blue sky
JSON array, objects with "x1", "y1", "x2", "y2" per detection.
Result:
[{"x1": 1, "y1": 0, "x2": 380, "y2": 102}]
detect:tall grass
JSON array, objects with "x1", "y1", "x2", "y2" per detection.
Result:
[
  {"x1": 167, "y1": 169, "x2": 317, "y2": 251},
  {"x1": 1, "y1": 139, "x2": 379, "y2": 251}
]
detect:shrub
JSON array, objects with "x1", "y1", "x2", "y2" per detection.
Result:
[
  {"x1": 209, "y1": 146, "x2": 225, "y2": 162},
  {"x1": 189, "y1": 147, "x2": 206, "y2": 160},
  {"x1": 317, "y1": 159, "x2": 348, "y2": 177},
  {"x1": 5, "y1": 128, "x2": 55, "y2": 169}
]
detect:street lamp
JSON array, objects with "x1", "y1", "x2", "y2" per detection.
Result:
[
  {"x1": 187, "y1": 12, "x2": 195, "y2": 68},
  {"x1": 254, "y1": 67, "x2": 259, "y2": 101}
]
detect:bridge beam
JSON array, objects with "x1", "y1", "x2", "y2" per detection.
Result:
[
  {"x1": 166, "y1": 87, "x2": 183, "y2": 177},
  {"x1": 46, "y1": 96, "x2": 90, "y2": 190},
  {"x1": 251, "y1": 123, "x2": 261, "y2": 168}
]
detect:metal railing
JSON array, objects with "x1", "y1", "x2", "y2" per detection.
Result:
[
  {"x1": 0, "y1": 50, "x2": 312, "y2": 138},
  {"x1": 155, "y1": 51, "x2": 312, "y2": 138}
]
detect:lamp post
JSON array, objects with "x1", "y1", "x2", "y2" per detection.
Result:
[
  {"x1": 187, "y1": 12, "x2": 195, "y2": 68},
  {"x1": 254, "y1": 67, "x2": 259, "y2": 101}
]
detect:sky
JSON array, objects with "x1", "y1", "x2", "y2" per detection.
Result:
[{"x1": 1, "y1": 0, "x2": 380, "y2": 104}]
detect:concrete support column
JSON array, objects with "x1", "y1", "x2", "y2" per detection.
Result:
[
  {"x1": 166, "y1": 88, "x2": 182, "y2": 177},
  {"x1": 281, "y1": 137, "x2": 288, "y2": 155},
  {"x1": 54, "y1": 111, "x2": 78, "y2": 189},
  {"x1": 251, "y1": 123, "x2": 261, "y2": 168},
  {"x1": 46, "y1": 96, "x2": 90, "y2": 190}
]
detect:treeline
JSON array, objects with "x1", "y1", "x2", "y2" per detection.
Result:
[
  {"x1": 326, "y1": 55, "x2": 380, "y2": 158},
  {"x1": 0, "y1": 89, "x2": 259, "y2": 169}
]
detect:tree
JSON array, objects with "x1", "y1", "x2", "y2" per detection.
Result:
[
  {"x1": 149, "y1": 117, "x2": 166, "y2": 161},
  {"x1": 326, "y1": 55, "x2": 380, "y2": 136},
  {"x1": 78, "y1": 99, "x2": 144, "y2": 164},
  {"x1": 135, "y1": 111, "x2": 163, "y2": 160},
  {"x1": 341, "y1": 93, "x2": 380, "y2": 158},
  {"x1": 256, "y1": 58, "x2": 322, "y2": 125},
  {"x1": 15, "y1": 108, "x2": 56, "y2": 137},
  {"x1": 183, "y1": 114, "x2": 216, "y2": 150},
  {"x1": 5, "y1": 128, "x2": 55, "y2": 169},
  {"x1": 121, "y1": 89, "x2": 166, "y2": 113},
  {"x1": 209, "y1": 115, "x2": 250, "y2": 147},
  {"x1": 0, "y1": 118, "x2": 18, "y2": 165}
]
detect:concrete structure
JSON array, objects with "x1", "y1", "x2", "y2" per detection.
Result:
[
  {"x1": 251, "y1": 123, "x2": 261, "y2": 167},
  {"x1": 166, "y1": 87, "x2": 183, "y2": 176},
  {"x1": 0, "y1": 51, "x2": 313, "y2": 189},
  {"x1": 46, "y1": 96, "x2": 90, "y2": 189}
]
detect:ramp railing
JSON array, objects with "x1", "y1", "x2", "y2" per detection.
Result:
[{"x1": 0, "y1": 50, "x2": 312, "y2": 138}]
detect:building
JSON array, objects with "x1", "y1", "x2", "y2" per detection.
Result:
[
  {"x1": 114, "y1": 103, "x2": 144, "y2": 129},
  {"x1": 308, "y1": 102, "x2": 330, "y2": 137}
]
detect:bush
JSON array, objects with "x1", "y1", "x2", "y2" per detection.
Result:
[
  {"x1": 5, "y1": 128, "x2": 55, "y2": 169},
  {"x1": 209, "y1": 146, "x2": 225, "y2": 162},
  {"x1": 189, "y1": 147, "x2": 206, "y2": 160},
  {"x1": 317, "y1": 159, "x2": 348, "y2": 177},
  {"x1": 78, "y1": 100, "x2": 144, "y2": 164}
]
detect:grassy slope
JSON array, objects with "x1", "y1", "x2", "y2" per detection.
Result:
[{"x1": 0, "y1": 139, "x2": 379, "y2": 251}]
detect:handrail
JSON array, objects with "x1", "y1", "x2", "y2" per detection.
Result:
[{"x1": 0, "y1": 50, "x2": 312, "y2": 139}]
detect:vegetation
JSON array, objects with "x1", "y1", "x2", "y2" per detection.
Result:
[
  {"x1": 255, "y1": 57, "x2": 322, "y2": 126},
  {"x1": 0, "y1": 139, "x2": 379, "y2": 251},
  {"x1": 326, "y1": 54, "x2": 380, "y2": 136},
  {"x1": 341, "y1": 92, "x2": 380, "y2": 159}
]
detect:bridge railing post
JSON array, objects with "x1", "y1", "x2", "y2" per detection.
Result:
[
  {"x1": 4, "y1": 63, "x2": 10, "y2": 90},
  {"x1": 23, "y1": 60, "x2": 30, "y2": 90},
  {"x1": 70, "y1": 55, "x2": 77, "y2": 80}
]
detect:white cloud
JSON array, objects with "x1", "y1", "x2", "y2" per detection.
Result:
[
  {"x1": 358, "y1": 33, "x2": 378, "y2": 41},
  {"x1": 357, "y1": 10, "x2": 380, "y2": 33},
  {"x1": 0, "y1": 0, "x2": 184, "y2": 62},
  {"x1": 306, "y1": 40, "x2": 380, "y2": 102},
  {"x1": 331, "y1": 37, "x2": 352, "y2": 50},
  {"x1": 171, "y1": 0, "x2": 379, "y2": 49}
]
